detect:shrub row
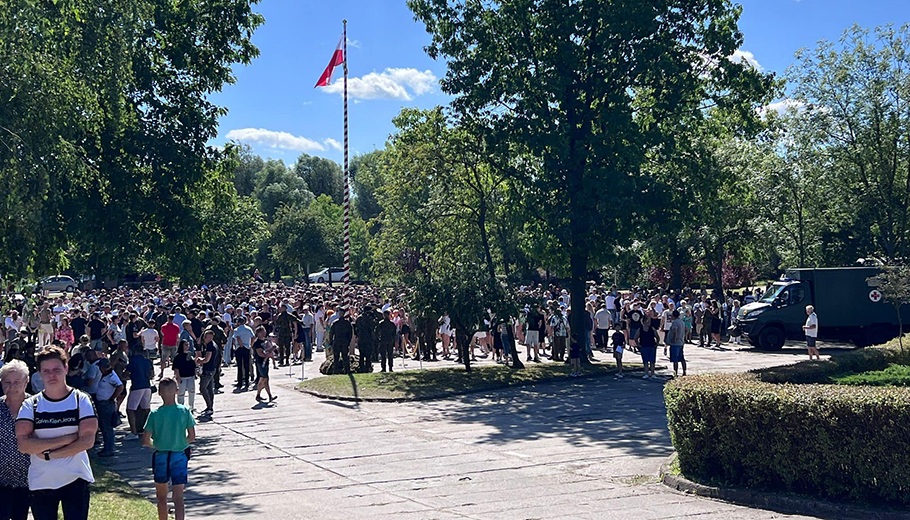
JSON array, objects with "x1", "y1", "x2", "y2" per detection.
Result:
[
  {"x1": 665, "y1": 372, "x2": 910, "y2": 505},
  {"x1": 753, "y1": 342, "x2": 910, "y2": 384}
]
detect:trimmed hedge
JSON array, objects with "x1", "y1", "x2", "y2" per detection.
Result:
[
  {"x1": 753, "y1": 343, "x2": 910, "y2": 384},
  {"x1": 665, "y1": 370, "x2": 910, "y2": 505}
]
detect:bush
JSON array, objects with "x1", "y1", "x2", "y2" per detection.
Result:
[
  {"x1": 833, "y1": 364, "x2": 910, "y2": 387},
  {"x1": 665, "y1": 371, "x2": 910, "y2": 505},
  {"x1": 753, "y1": 341, "x2": 910, "y2": 384}
]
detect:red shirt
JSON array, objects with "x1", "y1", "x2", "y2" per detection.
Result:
[{"x1": 161, "y1": 322, "x2": 180, "y2": 346}]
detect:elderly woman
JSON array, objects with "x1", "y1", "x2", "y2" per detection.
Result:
[{"x1": 0, "y1": 359, "x2": 31, "y2": 520}]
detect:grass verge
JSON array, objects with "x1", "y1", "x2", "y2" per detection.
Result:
[
  {"x1": 298, "y1": 361, "x2": 641, "y2": 400},
  {"x1": 832, "y1": 363, "x2": 910, "y2": 387},
  {"x1": 90, "y1": 459, "x2": 158, "y2": 520}
]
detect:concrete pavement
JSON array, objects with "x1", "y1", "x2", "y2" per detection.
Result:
[{"x1": 100, "y1": 341, "x2": 840, "y2": 519}]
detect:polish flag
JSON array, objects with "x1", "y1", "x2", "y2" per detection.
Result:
[{"x1": 314, "y1": 34, "x2": 345, "y2": 87}]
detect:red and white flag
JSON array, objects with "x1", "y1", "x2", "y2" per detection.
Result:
[{"x1": 314, "y1": 34, "x2": 345, "y2": 87}]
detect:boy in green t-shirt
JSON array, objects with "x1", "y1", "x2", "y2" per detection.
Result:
[{"x1": 143, "y1": 377, "x2": 196, "y2": 520}]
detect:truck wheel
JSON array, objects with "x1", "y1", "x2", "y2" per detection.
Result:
[{"x1": 758, "y1": 326, "x2": 785, "y2": 351}]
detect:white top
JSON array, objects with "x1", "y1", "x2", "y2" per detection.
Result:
[
  {"x1": 805, "y1": 312, "x2": 819, "y2": 338},
  {"x1": 96, "y1": 372, "x2": 123, "y2": 401},
  {"x1": 301, "y1": 314, "x2": 316, "y2": 328},
  {"x1": 314, "y1": 310, "x2": 326, "y2": 332},
  {"x1": 17, "y1": 389, "x2": 96, "y2": 490},
  {"x1": 140, "y1": 328, "x2": 159, "y2": 350},
  {"x1": 438, "y1": 315, "x2": 451, "y2": 335},
  {"x1": 594, "y1": 309, "x2": 613, "y2": 329}
]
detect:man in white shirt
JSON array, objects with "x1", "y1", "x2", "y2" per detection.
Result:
[
  {"x1": 802, "y1": 305, "x2": 820, "y2": 360},
  {"x1": 139, "y1": 326, "x2": 159, "y2": 356},
  {"x1": 593, "y1": 304, "x2": 613, "y2": 352}
]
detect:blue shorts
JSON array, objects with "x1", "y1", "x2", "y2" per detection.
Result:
[
  {"x1": 669, "y1": 345, "x2": 685, "y2": 363},
  {"x1": 640, "y1": 346, "x2": 657, "y2": 364},
  {"x1": 153, "y1": 450, "x2": 189, "y2": 485}
]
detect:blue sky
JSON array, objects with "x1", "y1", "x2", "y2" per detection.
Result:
[{"x1": 211, "y1": 0, "x2": 909, "y2": 164}]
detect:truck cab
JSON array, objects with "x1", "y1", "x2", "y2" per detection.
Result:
[{"x1": 739, "y1": 279, "x2": 809, "y2": 350}]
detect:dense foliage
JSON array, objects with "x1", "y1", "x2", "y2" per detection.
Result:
[
  {"x1": 666, "y1": 346, "x2": 910, "y2": 504},
  {"x1": 4, "y1": 0, "x2": 909, "y2": 299}
]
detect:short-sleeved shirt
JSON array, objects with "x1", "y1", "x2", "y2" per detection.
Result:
[
  {"x1": 201, "y1": 342, "x2": 218, "y2": 373},
  {"x1": 594, "y1": 309, "x2": 613, "y2": 329},
  {"x1": 233, "y1": 325, "x2": 255, "y2": 349},
  {"x1": 127, "y1": 355, "x2": 153, "y2": 390},
  {"x1": 140, "y1": 328, "x2": 159, "y2": 351},
  {"x1": 70, "y1": 317, "x2": 87, "y2": 339},
  {"x1": 805, "y1": 313, "x2": 819, "y2": 338},
  {"x1": 17, "y1": 389, "x2": 96, "y2": 490},
  {"x1": 161, "y1": 322, "x2": 180, "y2": 347},
  {"x1": 96, "y1": 372, "x2": 123, "y2": 401},
  {"x1": 88, "y1": 319, "x2": 105, "y2": 340},
  {"x1": 83, "y1": 362, "x2": 102, "y2": 396},
  {"x1": 144, "y1": 404, "x2": 195, "y2": 452}
]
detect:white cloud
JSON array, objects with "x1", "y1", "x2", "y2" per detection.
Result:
[
  {"x1": 758, "y1": 98, "x2": 807, "y2": 118},
  {"x1": 322, "y1": 67, "x2": 438, "y2": 100},
  {"x1": 324, "y1": 138, "x2": 343, "y2": 152},
  {"x1": 346, "y1": 38, "x2": 361, "y2": 49},
  {"x1": 226, "y1": 128, "x2": 326, "y2": 152},
  {"x1": 729, "y1": 49, "x2": 763, "y2": 71}
]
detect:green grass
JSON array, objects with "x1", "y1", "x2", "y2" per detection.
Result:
[
  {"x1": 298, "y1": 361, "x2": 642, "y2": 400},
  {"x1": 832, "y1": 364, "x2": 910, "y2": 387},
  {"x1": 89, "y1": 459, "x2": 158, "y2": 520}
]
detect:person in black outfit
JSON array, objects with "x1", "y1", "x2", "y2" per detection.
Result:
[
  {"x1": 354, "y1": 306, "x2": 376, "y2": 373},
  {"x1": 197, "y1": 330, "x2": 218, "y2": 415},
  {"x1": 377, "y1": 311, "x2": 397, "y2": 372},
  {"x1": 330, "y1": 308, "x2": 353, "y2": 374},
  {"x1": 70, "y1": 311, "x2": 87, "y2": 344}
]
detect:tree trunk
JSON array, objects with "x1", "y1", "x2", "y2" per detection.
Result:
[
  {"x1": 455, "y1": 328, "x2": 472, "y2": 372},
  {"x1": 569, "y1": 250, "x2": 587, "y2": 357},
  {"x1": 670, "y1": 250, "x2": 683, "y2": 294},
  {"x1": 714, "y1": 248, "x2": 725, "y2": 298},
  {"x1": 478, "y1": 199, "x2": 496, "y2": 281}
]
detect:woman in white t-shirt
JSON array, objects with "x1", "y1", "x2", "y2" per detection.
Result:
[{"x1": 15, "y1": 346, "x2": 97, "y2": 520}]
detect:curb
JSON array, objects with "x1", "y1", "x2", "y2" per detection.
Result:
[
  {"x1": 296, "y1": 364, "x2": 664, "y2": 403},
  {"x1": 659, "y1": 454, "x2": 910, "y2": 520}
]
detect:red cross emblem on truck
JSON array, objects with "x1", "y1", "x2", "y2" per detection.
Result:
[{"x1": 869, "y1": 290, "x2": 882, "y2": 302}]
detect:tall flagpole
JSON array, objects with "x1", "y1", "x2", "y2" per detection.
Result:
[{"x1": 342, "y1": 20, "x2": 351, "y2": 290}]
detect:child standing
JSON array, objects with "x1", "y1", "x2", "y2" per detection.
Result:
[
  {"x1": 612, "y1": 325, "x2": 626, "y2": 379},
  {"x1": 568, "y1": 334, "x2": 582, "y2": 377},
  {"x1": 143, "y1": 377, "x2": 196, "y2": 520}
]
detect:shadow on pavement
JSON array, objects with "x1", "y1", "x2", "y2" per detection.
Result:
[
  {"x1": 102, "y1": 431, "x2": 260, "y2": 517},
  {"x1": 438, "y1": 376, "x2": 674, "y2": 460}
]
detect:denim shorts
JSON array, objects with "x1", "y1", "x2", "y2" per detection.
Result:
[{"x1": 153, "y1": 450, "x2": 189, "y2": 485}]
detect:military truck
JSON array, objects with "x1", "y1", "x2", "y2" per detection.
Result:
[{"x1": 738, "y1": 267, "x2": 910, "y2": 350}]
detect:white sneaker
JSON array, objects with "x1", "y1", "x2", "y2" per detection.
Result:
[
  {"x1": 124, "y1": 433, "x2": 139, "y2": 441},
  {"x1": 643, "y1": 374, "x2": 650, "y2": 379}
]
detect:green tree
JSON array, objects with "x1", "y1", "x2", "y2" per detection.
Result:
[
  {"x1": 253, "y1": 159, "x2": 314, "y2": 221},
  {"x1": 0, "y1": 0, "x2": 263, "y2": 282},
  {"x1": 410, "y1": 0, "x2": 775, "y2": 334},
  {"x1": 293, "y1": 153, "x2": 344, "y2": 205},
  {"x1": 351, "y1": 150, "x2": 387, "y2": 222},
  {"x1": 790, "y1": 25, "x2": 910, "y2": 261},
  {"x1": 270, "y1": 205, "x2": 334, "y2": 277},
  {"x1": 232, "y1": 143, "x2": 265, "y2": 197},
  {"x1": 871, "y1": 265, "x2": 910, "y2": 352}
]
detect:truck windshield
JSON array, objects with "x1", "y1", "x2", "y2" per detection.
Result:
[{"x1": 759, "y1": 284, "x2": 788, "y2": 304}]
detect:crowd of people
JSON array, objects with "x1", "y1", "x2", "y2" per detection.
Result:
[{"x1": 0, "y1": 278, "x2": 764, "y2": 520}]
